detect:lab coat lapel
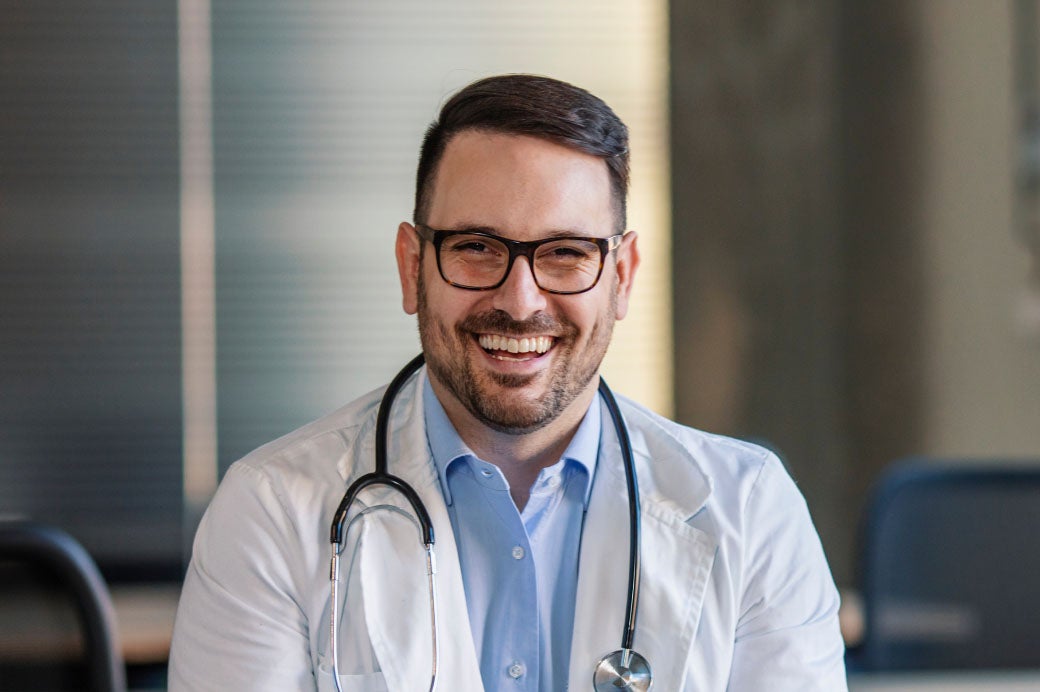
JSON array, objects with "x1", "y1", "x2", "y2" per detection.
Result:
[
  {"x1": 355, "y1": 371, "x2": 485, "y2": 692},
  {"x1": 568, "y1": 397, "x2": 718, "y2": 691}
]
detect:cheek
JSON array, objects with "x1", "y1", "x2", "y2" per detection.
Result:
[
  {"x1": 571, "y1": 294, "x2": 615, "y2": 333},
  {"x1": 420, "y1": 276, "x2": 477, "y2": 331}
]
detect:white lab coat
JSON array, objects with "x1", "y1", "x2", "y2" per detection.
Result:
[{"x1": 169, "y1": 368, "x2": 847, "y2": 691}]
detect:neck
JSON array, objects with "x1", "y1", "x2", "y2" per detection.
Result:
[{"x1": 429, "y1": 375, "x2": 598, "y2": 510}]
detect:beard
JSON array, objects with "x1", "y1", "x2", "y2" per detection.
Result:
[{"x1": 416, "y1": 268, "x2": 617, "y2": 434}]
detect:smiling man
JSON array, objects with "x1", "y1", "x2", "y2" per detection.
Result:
[
  {"x1": 169, "y1": 75, "x2": 848, "y2": 691},
  {"x1": 402, "y1": 128, "x2": 636, "y2": 510}
]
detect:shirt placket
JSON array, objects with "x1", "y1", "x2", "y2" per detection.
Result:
[{"x1": 470, "y1": 461, "x2": 540, "y2": 691}]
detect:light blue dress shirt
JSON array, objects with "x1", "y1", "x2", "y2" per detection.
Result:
[{"x1": 423, "y1": 379, "x2": 600, "y2": 692}]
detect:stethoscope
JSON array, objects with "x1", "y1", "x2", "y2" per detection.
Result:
[{"x1": 328, "y1": 353, "x2": 652, "y2": 691}]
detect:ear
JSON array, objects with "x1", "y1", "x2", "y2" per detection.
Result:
[
  {"x1": 396, "y1": 222, "x2": 422, "y2": 315},
  {"x1": 613, "y1": 231, "x2": 640, "y2": 320}
]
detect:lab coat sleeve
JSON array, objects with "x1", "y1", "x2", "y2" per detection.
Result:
[
  {"x1": 168, "y1": 462, "x2": 316, "y2": 691},
  {"x1": 726, "y1": 457, "x2": 848, "y2": 691}
]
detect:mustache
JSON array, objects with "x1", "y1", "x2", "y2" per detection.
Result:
[{"x1": 458, "y1": 309, "x2": 571, "y2": 337}]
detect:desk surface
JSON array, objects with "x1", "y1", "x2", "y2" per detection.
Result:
[
  {"x1": 111, "y1": 583, "x2": 181, "y2": 663},
  {"x1": 849, "y1": 671, "x2": 1040, "y2": 691},
  {"x1": 0, "y1": 582, "x2": 180, "y2": 665}
]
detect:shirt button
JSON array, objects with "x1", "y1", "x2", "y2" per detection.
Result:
[
  {"x1": 480, "y1": 467, "x2": 494, "y2": 478},
  {"x1": 508, "y1": 662, "x2": 525, "y2": 679},
  {"x1": 511, "y1": 545, "x2": 525, "y2": 560}
]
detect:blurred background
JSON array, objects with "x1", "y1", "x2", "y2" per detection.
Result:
[{"x1": 2, "y1": 0, "x2": 1040, "y2": 688}]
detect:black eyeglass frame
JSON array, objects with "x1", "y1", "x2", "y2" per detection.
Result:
[{"x1": 415, "y1": 225, "x2": 624, "y2": 295}]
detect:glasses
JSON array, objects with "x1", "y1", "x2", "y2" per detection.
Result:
[{"x1": 416, "y1": 225, "x2": 623, "y2": 295}]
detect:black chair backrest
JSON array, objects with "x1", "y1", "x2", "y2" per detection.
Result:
[
  {"x1": 858, "y1": 461, "x2": 1040, "y2": 671},
  {"x1": 0, "y1": 520, "x2": 126, "y2": 692}
]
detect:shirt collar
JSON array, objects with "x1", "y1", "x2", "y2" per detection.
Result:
[{"x1": 422, "y1": 376, "x2": 601, "y2": 507}]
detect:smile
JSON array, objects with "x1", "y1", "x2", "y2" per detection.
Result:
[{"x1": 477, "y1": 334, "x2": 554, "y2": 356}]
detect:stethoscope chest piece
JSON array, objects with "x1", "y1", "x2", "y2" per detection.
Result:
[{"x1": 593, "y1": 648, "x2": 652, "y2": 691}]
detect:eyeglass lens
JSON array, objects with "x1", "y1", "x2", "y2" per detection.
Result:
[{"x1": 438, "y1": 234, "x2": 604, "y2": 292}]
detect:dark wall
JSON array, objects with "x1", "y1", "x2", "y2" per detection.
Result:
[
  {"x1": 0, "y1": 1, "x2": 183, "y2": 573},
  {"x1": 670, "y1": 2, "x2": 925, "y2": 585}
]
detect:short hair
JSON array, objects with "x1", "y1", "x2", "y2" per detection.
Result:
[{"x1": 413, "y1": 74, "x2": 630, "y2": 231}]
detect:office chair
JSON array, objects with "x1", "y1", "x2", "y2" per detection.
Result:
[
  {"x1": 855, "y1": 460, "x2": 1040, "y2": 671},
  {"x1": 0, "y1": 520, "x2": 127, "y2": 692}
]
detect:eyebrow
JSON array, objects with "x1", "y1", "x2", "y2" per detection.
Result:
[{"x1": 432, "y1": 223, "x2": 591, "y2": 239}]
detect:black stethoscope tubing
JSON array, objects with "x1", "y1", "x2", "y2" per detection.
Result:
[
  {"x1": 596, "y1": 371, "x2": 642, "y2": 653},
  {"x1": 329, "y1": 353, "x2": 649, "y2": 690},
  {"x1": 330, "y1": 353, "x2": 434, "y2": 549}
]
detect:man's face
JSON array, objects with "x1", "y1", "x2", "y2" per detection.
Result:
[{"x1": 396, "y1": 130, "x2": 639, "y2": 434}]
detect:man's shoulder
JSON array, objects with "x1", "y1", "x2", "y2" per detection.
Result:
[
  {"x1": 618, "y1": 395, "x2": 779, "y2": 474},
  {"x1": 615, "y1": 395, "x2": 793, "y2": 516},
  {"x1": 229, "y1": 383, "x2": 388, "y2": 482}
]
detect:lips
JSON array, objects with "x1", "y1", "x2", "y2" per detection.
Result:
[{"x1": 460, "y1": 310, "x2": 567, "y2": 363}]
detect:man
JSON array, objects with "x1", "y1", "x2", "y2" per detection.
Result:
[{"x1": 169, "y1": 74, "x2": 847, "y2": 690}]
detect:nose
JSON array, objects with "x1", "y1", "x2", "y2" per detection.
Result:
[{"x1": 491, "y1": 256, "x2": 548, "y2": 320}]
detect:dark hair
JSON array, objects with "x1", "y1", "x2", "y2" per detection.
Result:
[{"x1": 414, "y1": 74, "x2": 630, "y2": 231}]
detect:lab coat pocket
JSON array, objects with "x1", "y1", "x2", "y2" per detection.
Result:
[{"x1": 316, "y1": 660, "x2": 388, "y2": 692}]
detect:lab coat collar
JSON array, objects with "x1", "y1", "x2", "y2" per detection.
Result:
[
  {"x1": 347, "y1": 367, "x2": 486, "y2": 691},
  {"x1": 566, "y1": 394, "x2": 718, "y2": 691}
]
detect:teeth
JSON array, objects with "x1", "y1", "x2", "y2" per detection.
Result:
[{"x1": 478, "y1": 334, "x2": 553, "y2": 354}]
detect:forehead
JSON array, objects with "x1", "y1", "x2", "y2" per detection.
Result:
[{"x1": 427, "y1": 130, "x2": 613, "y2": 236}]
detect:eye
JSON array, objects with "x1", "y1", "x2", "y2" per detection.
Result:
[
  {"x1": 455, "y1": 240, "x2": 492, "y2": 254},
  {"x1": 444, "y1": 236, "x2": 498, "y2": 255},
  {"x1": 547, "y1": 245, "x2": 590, "y2": 259},
  {"x1": 537, "y1": 240, "x2": 598, "y2": 264}
]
